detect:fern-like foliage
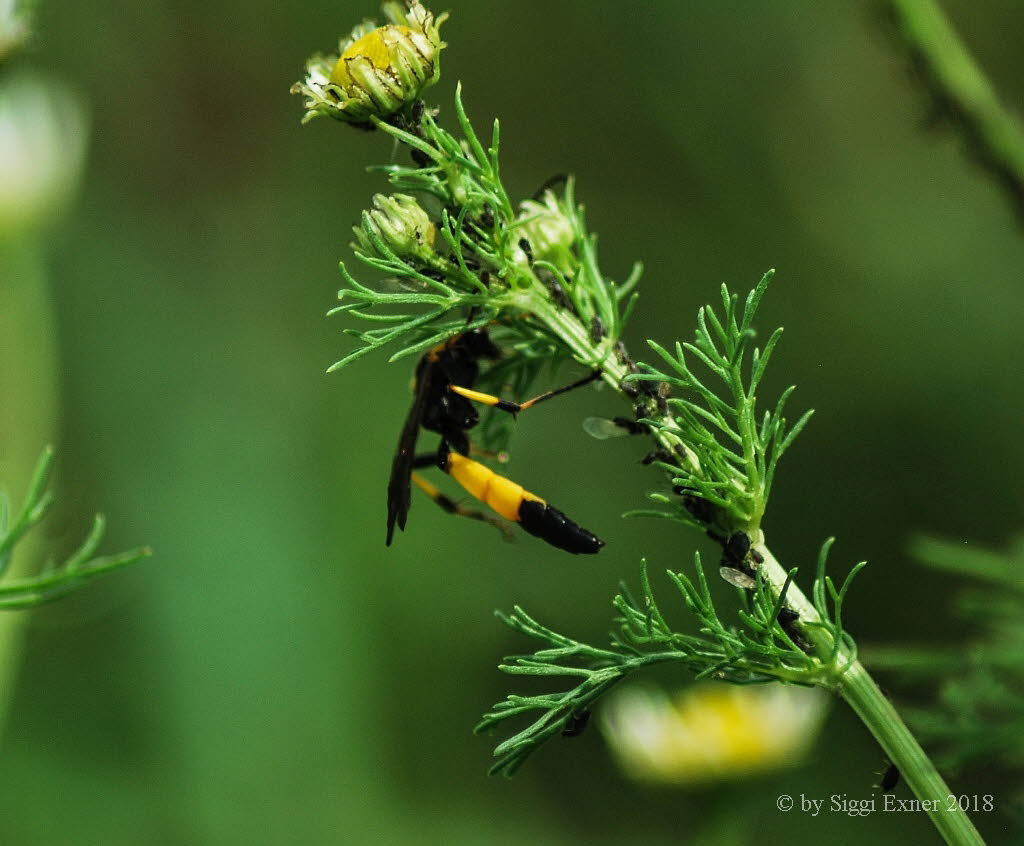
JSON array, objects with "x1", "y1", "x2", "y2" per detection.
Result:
[
  {"x1": 326, "y1": 88, "x2": 639, "y2": 385},
  {"x1": 868, "y1": 535, "x2": 1024, "y2": 776},
  {"x1": 477, "y1": 541, "x2": 865, "y2": 776},
  {"x1": 0, "y1": 447, "x2": 150, "y2": 609},
  {"x1": 293, "y1": 13, "x2": 989, "y2": 843},
  {"x1": 627, "y1": 271, "x2": 813, "y2": 532}
]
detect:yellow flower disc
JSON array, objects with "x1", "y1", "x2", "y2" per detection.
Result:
[{"x1": 329, "y1": 26, "x2": 415, "y2": 90}]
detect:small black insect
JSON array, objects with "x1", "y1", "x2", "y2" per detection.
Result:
[
  {"x1": 536, "y1": 267, "x2": 572, "y2": 310},
  {"x1": 777, "y1": 607, "x2": 813, "y2": 653},
  {"x1": 610, "y1": 417, "x2": 648, "y2": 436},
  {"x1": 634, "y1": 374, "x2": 675, "y2": 415},
  {"x1": 518, "y1": 237, "x2": 534, "y2": 264},
  {"x1": 717, "y1": 531, "x2": 757, "y2": 589},
  {"x1": 880, "y1": 762, "x2": 900, "y2": 793},
  {"x1": 562, "y1": 709, "x2": 591, "y2": 738},
  {"x1": 671, "y1": 485, "x2": 718, "y2": 526},
  {"x1": 640, "y1": 447, "x2": 673, "y2": 466},
  {"x1": 722, "y1": 531, "x2": 752, "y2": 568}
]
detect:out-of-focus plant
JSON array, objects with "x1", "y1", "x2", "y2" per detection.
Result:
[
  {"x1": 867, "y1": 535, "x2": 1024, "y2": 817},
  {"x1": 0, "y1": 448, "x2": 150, "y2": 609},
  {"x1": 0, "y1": 0, "x2": 150, "y2": 732},
  {"x1": 0, "y1": 70, "x2": 88, "y2": 233},
  {"x1": 1, "y1": 0, "x2": 146, "y2": 601},
  {"x1": 0, "y1": 0, "x2": 32, "y2": 63},
  {"x1": 292, "y1": 3, "x2": 984, "y2": 843},
  {"x1": 883, "y1": 0, "x2": 1024, "y2": 223}
]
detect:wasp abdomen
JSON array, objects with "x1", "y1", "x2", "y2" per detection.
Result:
[{"x1": 518, "y1": 499, "x2": 604, "y2": 555}]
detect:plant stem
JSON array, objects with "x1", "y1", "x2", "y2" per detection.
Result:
[
  {"x1": 841, "y1": 661, "x2": 984, "y2": 845},
  {"x1": 523, "y1": 292, "x2": 700, "y2": 472},
  {"x1": 885, "y1": 0, "x2": 1024, "y2": 222},
  {"x1": 0, "y1": 237, "x2": 60, "y2": 731},
  {"x1": 761, "y1": 546, "x2": 984, "y2": 846},
  {"x1": 526, "y1": 289, "x2": 984, "y2": 846}
]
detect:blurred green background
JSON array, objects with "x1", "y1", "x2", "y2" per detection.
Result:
[{"x1": 1, "y1": 0, "x2": 1022, "y2": 843}]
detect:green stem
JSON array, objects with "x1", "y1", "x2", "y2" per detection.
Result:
[
  {"x1": 0, "y1": 236, "x2": 60, "y2": 731},
  {"x1": 526, "y1": 288, "x2": 983, "y2": 846},
  {"x1": 885, "y1": 0, "x2": 1024, "y2": 221},
  {"x1": 842, "y1": 662, "x2": 985, "y2": 846},
  {"x1": 522, "y1": 292, "x2": 700, "y2": 474},
  {"x1": 734, "y1": 392, "x2": 762, "y2": 524},
  {"x1": 759, "y1": 547, "x2": 983, "y2": 845}
]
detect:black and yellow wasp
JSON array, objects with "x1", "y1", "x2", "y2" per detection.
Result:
[{"x1": 386, "y1": 328, "x2": 604, "y2": 554}]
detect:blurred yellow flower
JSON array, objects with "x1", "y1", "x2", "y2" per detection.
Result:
[{"x1": 600, "y1": 683, "x2": 829, "y2": 785}]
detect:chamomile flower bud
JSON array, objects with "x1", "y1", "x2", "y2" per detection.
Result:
[
  {"x1": 353, "y1": 193, "x2": 436, "y2": 263},
  {"x1": 291, "y1": 1, "x2": 447, "y2": 126},
  {"x1": 513, "y1": 190, "x2": 576, "y2": 276},
  {"x1": 600, "y1": 683, "x2": 828, "y2": 785}
]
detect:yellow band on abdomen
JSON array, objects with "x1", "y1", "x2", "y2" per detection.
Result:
[{"x1": 446, "y1": 452, "x2": 543, "y2": 522}]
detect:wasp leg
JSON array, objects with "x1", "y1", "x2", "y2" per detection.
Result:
[
  {"x1": 410, "y1": 472, "x2": 515, "y2": 542},
  {"x1": 469, "y1": 444, "x2": 509, "y2": 463},
  {"x1": 532, "y1": 172, "x2": 569, "y2": 201},
  {"x1": 449, "y1": 369, "x2": 602, "y2": 417},
  {"x1": 412, "y1": 453, "x2": 442, "y2": 470},
  {"x1": 417, "y1": 442, "x2": 506, "y2": 465}
]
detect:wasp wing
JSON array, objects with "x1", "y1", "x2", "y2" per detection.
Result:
[{"x1": 386, "y1": 363, "x2": 434, "y2": 545}]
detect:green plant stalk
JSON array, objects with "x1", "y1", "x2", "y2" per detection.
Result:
[
  {"x1": 0, "y1": 237, "x2": 60, "y2": 730},
  {"x1": 841, "y1": 661, "x2": 984, "y2": 846},
  {"x1": 524, "y1": 287, "x2": 982, "y2": 846},
  {"x1": 762, "y1": 547, "x2": 984, "y2": 846},
  {"x1": 886, "y1": 0, "x2": 1024, "y2": 219},
  {"x1": 520, "y1": 293, "x2": 698, "y2": 468}
]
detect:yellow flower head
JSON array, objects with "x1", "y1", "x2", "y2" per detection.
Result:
[
  {"x1": 291, "y1": 1, "x2": 447, "y2": 126},
  {"x1": 601, "y1": 683, "x2": 829, "y2": 785}
]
